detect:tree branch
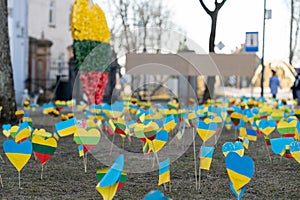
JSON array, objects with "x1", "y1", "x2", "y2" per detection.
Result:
[
  {"x1": 199, "y1": 0, "x2": 212, "y2": 15},
  {"x1": 216, "y1": 0, "x2": 227, "y2": 9}
]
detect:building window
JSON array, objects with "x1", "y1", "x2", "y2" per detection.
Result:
[{"x1": 49, "y1": 0, "x2": 56, "y2": 27}]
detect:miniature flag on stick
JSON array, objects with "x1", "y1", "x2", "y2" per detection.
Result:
[
  {"x1": 199, "y1": 146, "x2": 214, "y2": 170},
  {"x1": 264, "y1": 136, "x2": 271, "y2": 146},
  {"x1": 240, "y1": 127, "x2": 257, "y2": 141},
  {"x1": 238, "y1": 136, "x2": 249, "y2": 149},
  {"x1": 55, "y1": 118, "x2": 77, "y2": 137},
  {"x1": 78, "y1": 144, "x2": 84, "y2": 157},
  {"x1": 158, "y1": 158, "x2": 170, "y2": 185}
]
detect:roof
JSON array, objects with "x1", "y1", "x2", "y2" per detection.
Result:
[{"x1": 125, "y1": 53, "x2": 260, "y2": 77}]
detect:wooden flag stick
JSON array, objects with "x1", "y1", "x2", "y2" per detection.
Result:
[
  {"x1": 18, "y1": 171, "x2": 21, "y2": 189},
  {"x1": 265, "y1": 142, "x2": 272, "y2": 162},
  {"x1": 0, "y1": 174, "x2": 3, "y2": 188},
  {"x1": 110, "y1": 134, "x2": 115, "y2": 156},
  {"x1": 163, "y1": 183, "x2": 167, "y2": 191},
  {"x1": 192, "y1": 128, "x2": 198, "y2": 190},
  {"x1": 198, "y1": 167, "x2": 202, "y2": 190},
  {"x1": 41, "y1": 165, "x2": 44, "y2": 180},
  {"x1": 151, "y1": 141, "x2": 160, "y2": 167},
  {"x1": 0, "y1": 154, "x2": 4, "y2": 163},
  {"x1": 84, "y1": 153, "x2": 88, "y2": 173},
  {"x1": 198, "y1": 141, "x2": 205, "y2": 190}
]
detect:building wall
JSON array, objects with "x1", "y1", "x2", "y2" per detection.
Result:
[
  {"x1": 28, "y1": 0, "x2": 73, "y2": 79},
  {"x1": 8, "y1": 0, "x2": 28, "y2": 104}
]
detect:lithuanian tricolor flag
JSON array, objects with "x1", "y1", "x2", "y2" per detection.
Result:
[
  {"x1": 277, "y1": 120, "x2": 297, "y2": 138},
  {"x1": 32, "y1": 135, "x2": 57, "y2": 164}
]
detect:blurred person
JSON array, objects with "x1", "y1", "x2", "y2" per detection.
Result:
[
  {"x1": 269, "y1": 70, "x2": 281, "y2": 99},
  {"x1": 292, "y1": 72, "x2": 300, "y2": 104}
]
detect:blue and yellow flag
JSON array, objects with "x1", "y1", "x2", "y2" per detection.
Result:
[
  {"x1": 55, "y1": 118, "x2": 77, "y2": 137},
  {"x1": 158, "y1": 158, "x2": 170, "y2": 185},
  {"x1": 199, "y1": 146, "x2": 214, "y2": 170}
]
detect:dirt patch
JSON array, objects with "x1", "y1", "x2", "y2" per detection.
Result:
[{"x1": 0, "y1": 114, "x2": 299, "y2": 199}]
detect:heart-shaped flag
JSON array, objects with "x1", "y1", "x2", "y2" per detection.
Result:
[
  {"x1": 32, "y1": 135, "x2": 57, "y2": 165},
  {"x1": 271, "y1": 111, "x2": 284, "y2": 123},
  {"x1": 15, "y1": 122, "x2": 31, "y2": 143},
  {"x1": 270, "y1": 138, "x2": 294, "y2": 155},
  {"x1": 148, "y1": 129, "x2": 168, "y2": 153},
  {"x1": 258, "y1": 119, "x2": 276, "y2": 136},
  {"x1": 32, "y1": 129, "x2": 52, "y2": 138},
  {"x1": 3, "y1": 140, "x2": 32, "y2": 171},
  {"x1": 197, "y1": 121, "x2": 218, "y2": 142},
  {"x1": 188, "y1": 113, "x2": 198, "y2": 127},
  {"x1": 10, "y1": 125, "x2": 19, "y2": 138},
  {"x1": 230, "y1": 181, "x2": 246, "y2": 200},
  {"x1": 290, "y1": 141, "x2": 300, "y2": 163},
  {"x1": 222, "y1": 141, "x2": 244, "y2": 157},
  {"x1": 230, "y1": 112, "x2": 243, "y2": 127},
  {"x1": 2, "y1": 124, "x2": 11, "y2": 138},
  {"x1": 277, "y1": 120, "x2": 297, "y2": 138},
  {"x1": 143, "y1": 122, "x2": 159, "y2": 141},
  {"x1": 225, "y1": 152, "x2": 254, "y2": 191},
  {"x1": 74, "y1": 128, "x2": 101, "y2": 153}
]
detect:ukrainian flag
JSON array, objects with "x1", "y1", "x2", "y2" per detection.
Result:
[
  {"x1": 55, "y1": 118, "x2": 77, "y2": 137},
  {"x1": 78, "y1": 144, "x2": 84, "y2": 157},
  {"x1": 158, "y1": 158, "x2": 170, "y2": 185},
  {"x1": 239, "y1": 127, "x2": 257, "y2": 141},
  {"x1": 163, "y1": 115, "x2": 176, "y2": 133},
  {"x1": 199, "y1": 146, "x2": 214, "y2": 170}
]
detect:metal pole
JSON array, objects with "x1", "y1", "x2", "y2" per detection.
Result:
[{"x1": 261, "y1": 0, "x2": 266, "y2": 97}]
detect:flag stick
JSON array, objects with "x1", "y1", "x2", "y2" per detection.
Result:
[
  {"x1": 263, "y1": 136, "x2": 272, "y2": 162},
  {"x1": 18, "y1": 171, "x2": 21, "y2": 189},
  {"x1": 84, "y1": 153, "x2": 88, "y2": 173},
  {"x1": 151, "y1": 141, "x2": 160, "y2": 167},
  {"x1": 198, "y1": 141, "x2": 205, "y2": 190},
  {"x1": 41, "y1": 165, "x2": 44, "y2": 180},
  {"x1": 0, "y1": 174, "x2": 3, "y2": 188},
  {"x1": 110, "y1": 134, "x2": 115, "y2": 156},
  {"x1": 0, "y1": 154, "x2": 4, "y2": 163},
  {"x1": 265, "y1": 141, "x2": 272, "y2": 162},
  {"x1": 192, "y1": 128, "x2": 198, "y2": 190},
  {"x1": 163, "y1": 183, "x2": 167, "y2": 191},
  {"x1": 198, "y1": 167, "x2": 201, "y2": 190}
]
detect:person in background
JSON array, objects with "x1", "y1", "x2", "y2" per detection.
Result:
[
  {"x1": 292, "y1": 72, "x2": 300, "y2": 104},
  {"x1": 269, "y1": 70, "x2": 281, "y2": 99}
]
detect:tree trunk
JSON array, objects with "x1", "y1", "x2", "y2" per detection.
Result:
[
  {"x1": 199, "y1": 0, "x2": 227, "y2": 103},
  {"x1": 203, "y1": 14, "x2": 218, "y2": 102},
  {"x1": 0, "y1": 0, "x2": 17, "y2": 123},
  {"x1": 289, "y1": 0, "x2": 294, "y2": 65}
]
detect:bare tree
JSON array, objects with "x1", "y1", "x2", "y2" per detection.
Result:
[
  {"x1": 108, "y1": 0, "x2": 174, "y2": 54},
  {"x1": 0, "y1": 0, "x2": 17, "y2": 123},
  {"x1": 288, "y1": 0, "x2": 300, "y2": 66},
  {"x1": 198, "y1": 0, "x2": 227, "y2": 102}
]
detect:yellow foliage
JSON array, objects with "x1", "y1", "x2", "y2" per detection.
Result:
[{"x1": 71, "y1": 0, "x2": 110, "y2": 42}]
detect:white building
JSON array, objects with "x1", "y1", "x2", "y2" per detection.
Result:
[
  {"x1": 28, "y1": 0, "x2": 74, "y2": 79},
  {"x1": 8, "y1": 0, "x2": 74, "y2": 104},
  {"x1": 8, "y1": 0, "x2": 28, "y2": 104}
]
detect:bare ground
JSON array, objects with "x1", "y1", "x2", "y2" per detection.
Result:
[{"x1": 0, "y1": 112, "x2": 299, "y2": 200}]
